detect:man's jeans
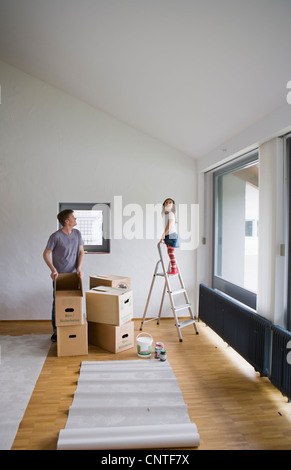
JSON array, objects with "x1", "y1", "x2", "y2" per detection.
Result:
[{"x1": 52, "y1": 282, "x2": 56, "y2": 334}]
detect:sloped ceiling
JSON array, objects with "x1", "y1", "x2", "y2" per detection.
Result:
[{"x1": 0, "y1": 0, "x2": 291, "y2": 158}]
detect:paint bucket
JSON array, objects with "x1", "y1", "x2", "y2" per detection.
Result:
[{"x1": 136, "y1": 332, "x2": 153, "y2": 358}]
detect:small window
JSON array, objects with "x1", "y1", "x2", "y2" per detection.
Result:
[{"x1": 59, "y1": 202, "x2": 110, "y2": 253}]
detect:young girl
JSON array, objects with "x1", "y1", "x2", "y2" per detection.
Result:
[{"x1": 159, "y1": 198, "x2": 179, "y2": 274}]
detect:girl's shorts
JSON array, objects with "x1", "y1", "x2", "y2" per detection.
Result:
[{"x1": 164, "y1": 233, "x2": 179, "y2": 248}]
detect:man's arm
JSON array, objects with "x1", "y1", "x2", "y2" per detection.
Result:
[
  {"x1": 43, "y1": 249, "x2": 58, "y2": 281},
  {"x1": 76, "y1": 245, "x2": 84, "y2": 278}
]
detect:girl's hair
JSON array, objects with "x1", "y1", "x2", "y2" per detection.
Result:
[{"x1": 162, "y1": 198, "x2": 177, "y2": 223}]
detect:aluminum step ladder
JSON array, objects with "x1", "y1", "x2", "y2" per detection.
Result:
[{"x1": 140, "y1": 243, "x2": 199, "y2": 342}]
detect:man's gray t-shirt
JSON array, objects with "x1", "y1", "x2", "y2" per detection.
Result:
[{"x1": 46, "y1": 229, "x2": 84, "y2": 273}]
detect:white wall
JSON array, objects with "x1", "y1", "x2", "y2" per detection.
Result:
[{"x1": 0, "y1": 60, "x2": 198, "y2": 323}]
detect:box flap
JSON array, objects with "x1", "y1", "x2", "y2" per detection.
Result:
[
  {"x1": 91, "y1": 274, "x2": 127, "y2": 280},
  {"x1": 91, "y1": 275, "x2": 110, "y2": 279},
  {"x1": 91, "y1": 286, "x2": 129, "y2": 296},
  {"x1": 91, "y1": 286, "x2": 115, "y2": 293}
]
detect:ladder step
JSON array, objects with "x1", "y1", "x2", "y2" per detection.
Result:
[
  {"x1": 156, "y1": 272, "x2": 180, "y2": 277},
  {"x1": 170, "y1": 288, "x2": 186, "y2": 295},
  {"x1": 179, "y1": 319, "x2": 197, "y2": 329},
  {"x1": 174, "y1": 303, "x2": 191, "y2": 312}
]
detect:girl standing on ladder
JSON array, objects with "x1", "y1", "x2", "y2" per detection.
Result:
[{"x1": 159, "y1": 198, "x2": 179, "y2": 275}]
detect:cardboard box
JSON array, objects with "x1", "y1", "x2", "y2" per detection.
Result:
[
  {"x1": 55, "y1": 273, "x2": 83, "y2": 326},
  {"x1": 86, "y1": 286, "x2": 133, "y2": 326},
  {"x1": 90, "y1": 274, "x2": 131, "y2": 290},
  {"x1": 88, "y1": 320, "x2": 134, "y2": 353},
  {"x1": 57, "y1": 322, "x2": 88, "y2": 357}
]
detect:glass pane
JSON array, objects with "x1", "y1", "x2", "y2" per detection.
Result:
[
  {"x1": 214, "y1": 162, "x2": 259, "y2": 293},
  {"x1": 74, "y1": 210, "x2": 103, "y2": 245}
]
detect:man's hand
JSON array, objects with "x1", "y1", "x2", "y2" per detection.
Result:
[
  {"x1": 50, "y1": 270, "x2": 58, "y2": 281},
  {"x1": 76, "y1": 268, "x2": 83, "y2": 278}
]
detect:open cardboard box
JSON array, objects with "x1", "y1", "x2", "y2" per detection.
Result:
[
  {"x1": 55, "y1": 273, "x2": 83, "y2": 326},
  {"x1": 86, "y1": 286, "x2": 133, "y2": 326},
  {"x1": 89, "y1": 274, "x2": 131, "y2": 290}
]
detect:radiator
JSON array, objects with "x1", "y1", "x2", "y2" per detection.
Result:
[
  {"x1": 270, "y1": 325, "x2": 291, "y2": 401},
  {"x1": 198, "y1": 284, "x2": 272, "y2": 377}
]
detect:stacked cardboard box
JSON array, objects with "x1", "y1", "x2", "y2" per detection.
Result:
[
  {"x1": 55, "y1": 273, "x2": 88, "y2": 357},
  {"x1": 86, "y1": 275, "x2": 134, "y2": 353}
]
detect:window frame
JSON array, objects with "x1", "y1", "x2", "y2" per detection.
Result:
[
  {"x1": 212, "y1": 150, "x2": 259, "y2": 310},
  {"x1": 285, "y1": 134, "x2": 291, "y2": 330},
  {"x1": 59, "y1": 202, "x2": 110, "y2": 253}
]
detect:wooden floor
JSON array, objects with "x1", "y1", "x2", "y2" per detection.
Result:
[{"x1": 1, "y1": 318, "x2": 291, "y2": 451}]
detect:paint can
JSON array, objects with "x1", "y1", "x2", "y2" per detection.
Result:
[
  {"x1": 136, "y1": 332, "x2": 153, "y2": 358},
  {"x1": 160, "y1": 349, "x2": 167, "y2": 361},
  {"x1": 154, "y1": 342, "x2": 164, "y2": 359}
]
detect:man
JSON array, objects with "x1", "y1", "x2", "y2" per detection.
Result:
[{"x1": 43, "y1": 209, "x2": 84, "y2": 341}]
